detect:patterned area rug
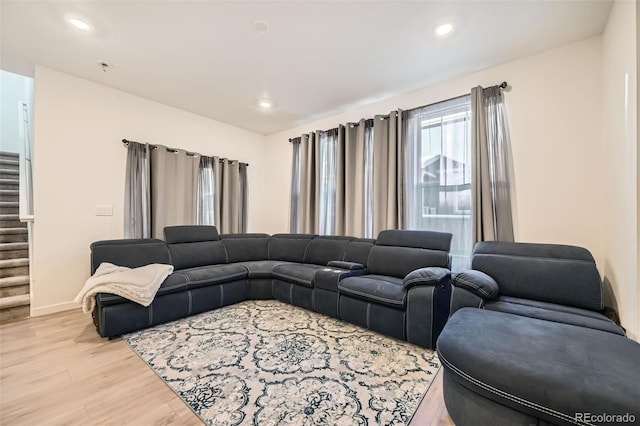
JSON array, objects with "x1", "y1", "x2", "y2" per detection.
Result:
[{"x1": 124, "y1": 300, "x2": 440, "y2": 425}]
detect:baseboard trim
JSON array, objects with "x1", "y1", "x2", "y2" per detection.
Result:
[{"x1": 31, "y1": 301, "x2": 80, "y2": 317}]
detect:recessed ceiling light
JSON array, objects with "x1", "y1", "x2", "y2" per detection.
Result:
[
  {"x1": 68, "y1": 17, "x2": 91, "y2": 31},
  {"x1": 253, "y1": 21, "x2": 269, "y2": 34},
  {"x1": 434, "y1": 21, "x2": 454, "y2": 38},
  {"x1": 257, "y1": 99, "x2": 273, "y2": 109}
]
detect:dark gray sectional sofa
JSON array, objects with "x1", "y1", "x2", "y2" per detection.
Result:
[
  {"x1": 90, "y1": 225, "x2": 453, "y2": 349},
  {"x1": 437, "y1": 242, "x2": 640, "y2": 426}
]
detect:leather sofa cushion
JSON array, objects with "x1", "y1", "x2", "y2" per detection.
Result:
[
  {"x1": 178, "y1": 264, "x2": 247, "y2": 289},
  {"x1": 472, "y1": 241, "x2": 603, "y2": 311},
  {"x1": 271, "y1": 263, "x2": 325, "y2": 288},
  {"x1": 164, "y1": 225, "x2": 220, "y2": 243},
  {"x1": 437, "y1": 308, "x2": 640, "y2": 425},
  {"x1": 168, "y1": 240, "x2": 228, "y2": 270},
  {"x1": 376, "y1": 229, "x2": 452, "y2": 251},
  {"x1": 367, "y1": 246, "x2": 449, "y2": 278},
  {"x1": 343, "y1": 238, "x2": 375, "y2": 265},
  {"x1": 268, "y1": 234, "x2": 314, "y2": 262},
  {"x1": 95, "y1": 272, "x2": 188, "y2": 307},
  {"x1": 339, "y1": 275, "x2": 405, "y2": 308},
  {"x1": 221, "y1": 234, "x2": 270, "y2": 262},
  {"x1": 236, "y1": 260, "x2": 291, "y2": 278},
  {"x1": 484, "y1": 296, "x2": 624, "y2": 335},
  {"x1": 303, "y1": 236, "x2": 353, "y2": 266},
  {"x1": 90, "y1": 239, "x2": 170, "y2": 274}
]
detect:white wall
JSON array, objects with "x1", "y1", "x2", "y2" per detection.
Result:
[
  {"x1": 31, "y1": 66, "x2": 269, "y2": 315},
  {"x1": 265, "y1": 37, "x2": 606, "y2": 270},
  {"x1": 0, "y1": 70, "x2": 33, "y2": 153},
  {"x1": 601, "y1": 0, "x2": 638, "y2": 339}
]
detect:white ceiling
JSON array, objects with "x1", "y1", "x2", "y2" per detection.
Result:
[{"x1": 1, "y1": 1, "x2": 612, "y2": 135}]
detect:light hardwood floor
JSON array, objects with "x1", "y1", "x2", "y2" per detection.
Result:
[{"x1": 0, "y1": 309, "x2": 454, "y2": 425}]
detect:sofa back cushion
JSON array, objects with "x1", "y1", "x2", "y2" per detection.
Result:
[
  {"x1": 366, "y1": 230, "x2": 452, "y2": 278},
  {"x1": 472, "y1": 241, "x2": 603, "y2": 311},
  {"x1": 268, "y1": 234, "x2": 315, "y2": 262},
  {"x1": 343, "y1": 238, "x2": 375, "y2": 266},
  {"x1": 90, "y1": 239, "x2": 171, "y2": 274},
  {"x1": 164, "y1": 226, "x2": 227, "y2": 270},
  {"x1": 221, "y1": 233, "x2": 270, "y2": 262},
  {"x1": 303, "y1": 236, "x2": 354, "y2": 266}
]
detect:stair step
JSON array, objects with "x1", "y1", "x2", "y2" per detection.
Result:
[
  {"x1": 0, "y1": 275, "x2": 29, "y2": 287},
  {"x1": 0, "y1": 152, "x2": 19, "y2": 161},
  {"x1": 0, "y1": 304, "x2": 29, "y2": 322},
  {"x1": 0, "y1": 151, "x2": 19, "y2": 157},
  {"x1": 0, "y1": 228, "x2": 27, "y2": 235},
  {"x1": 0, "y1": 242, "x2": 29, "y2": 259},
  {"x1": 0, "y1": 266, "x2": 29, "y2": 278},
  {"x1": 0, "y1": 276, "x2": 30, "y2": 297},
  {"x1": 0, "y1": 293, "x2": 30, "y2": 309},
  {"x1": 0, "y1": 157, "x2": 20, "y2": 169},
  {"x1": 0, "y1": 242, "x2": 28, "y2": 251},
  {"x1": 0, "y1": 284, "x2": 28, "y2": 297},
  {"x1": 0, "y1": 179, "x2": 19, "y2": 188},
  {"x1": 0, "y1": 215, "x2": 26, "y2": 228},
  {"x1": 0, "y1": 258, "x2": 30, "y2": 276},
  {"x1": 0, "y1": 293, "x2": 31, "y2": 322},
  {"x1": 0, "y1": 168, "x2": 19, "y2": 178},
  {"x1": 0, "y1": 189, "x2": 19, "y2": 202},
  {"x1": 0, "y1": 249, "x2": 28, "y2": 260},
  {"x1": 0, "y1": 228, "x2": 28, "y2": 243},
  {"x1": 0, "y1": 159, "x2": 19, "y2": 169},
  {"x1": 0, "y1": 258, "x2": 29, "y2": 268},
  {"x1": 0, "y1": 201, "x2": 18, "y2": 214}
]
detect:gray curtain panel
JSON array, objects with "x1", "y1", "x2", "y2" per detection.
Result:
[
  {"x1": 125, "y1": 143, "x2": 247, "y2": 237},
  {"x1": 298, "y1": 133, "x2": 319, "y2": 234},
  {"x1": 220, "y1": 159, "x2": 241, "y2": 234},
  {"x1": 318, "y1": 129, "x2": 339, "y2": 235},
  {"x1": 197, "y1": 156, "x2": 216, "y2": 226},
  {"x1": 471, "y1": 85, "x2": 515, "y2": 243},
  {"x1": 239, "y1": 163, "x2": 248, "y2": 233},
  {"x1": 289, "y1": 114, "x2": 404, "y2": 239},
  {"x1": 289, "y1": 138, "x2": 301, "y2": 233},
  {"x1": 124, "y1": 141, "x2": 151, "y2": 238},
  {"x1": 343, "y1": 120, "x2": 371, "y2": 237},
  {"x1": 150, "y1": 146, "x2": 199, "y2": 238},
  {"x1": 372, "y1": 111, "x2": 404, "y2": 237}
]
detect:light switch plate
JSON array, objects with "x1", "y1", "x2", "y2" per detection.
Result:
[{"x1": 96, "y1": 205, "x2": 113, "y2": 216}]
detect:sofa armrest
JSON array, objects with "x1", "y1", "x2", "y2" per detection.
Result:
[
  {"x1": 453, "y1": 270, "x2": 499, "y2": 300},
  {"x1": 327, "y1": 261, "x2": 365, "y2": 271},
  {"x1": 403, "y1": 267, "x2": 450, "y2": 289}
]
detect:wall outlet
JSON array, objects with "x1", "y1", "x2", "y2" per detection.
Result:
[{"x1": 96, "y1": 205, "x2": 113, "y2": 216}]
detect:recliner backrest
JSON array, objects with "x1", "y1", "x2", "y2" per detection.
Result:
[
  {"x1": 343, "y1": 238, "x2": 376, "y2": 266},
  {"x1": 221, "y1": 233, "x2": 270, "y2": 262},
  {"x1": 90, "y1": 239, "x2": 171, "y2": 274},
  {"x1": 471, "y1": 241, "x2": 603, "y2": 311},
  {"x1": 303, "y1": 236, "x2": 354, "y2": 265},
  {"x1": 268, "y1": 234, "x2": 315, "y2": 262},
  {"x1": 366, "y1": 230, "x2": 452, "y2": 278},
  {"x1": 164, "y1": 225, "x2": 227, "y2": 270}
]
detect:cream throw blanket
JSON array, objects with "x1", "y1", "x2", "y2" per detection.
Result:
[{"x1": 75, "y1": 262, "x2": 174, "y2": 314}]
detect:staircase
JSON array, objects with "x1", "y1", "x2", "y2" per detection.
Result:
[{"x1": 0, "y1": 151, "x2": 30, "y2": 322}]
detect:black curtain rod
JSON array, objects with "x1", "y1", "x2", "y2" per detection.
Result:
[
  {"x1": 122, "y1": 139, "x2": 249, "y2": 166},
  {"x1": 288, "y1": 81, "x2": 509, "y2": 142}
]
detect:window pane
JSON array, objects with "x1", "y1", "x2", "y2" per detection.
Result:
[{"x1": 405, "y1": 96, "x2": 472, "y2": 271}]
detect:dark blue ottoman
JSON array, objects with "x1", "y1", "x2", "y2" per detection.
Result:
[{"x1": 437, "y1": 308, "x2": 640, "y2": 426}]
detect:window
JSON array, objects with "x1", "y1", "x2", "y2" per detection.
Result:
[{"x1": 405, "y1": 96, "x2": 472, "y2": 271}]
